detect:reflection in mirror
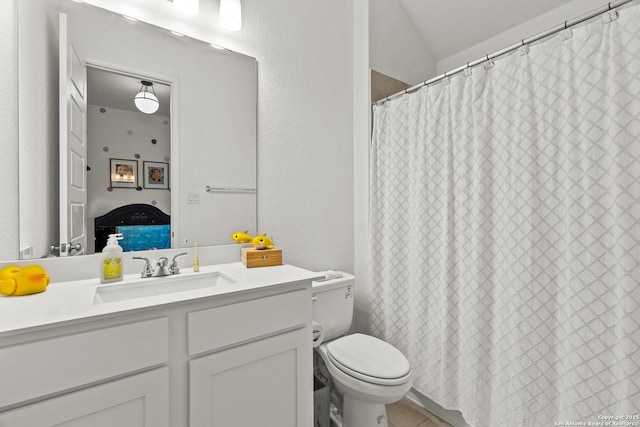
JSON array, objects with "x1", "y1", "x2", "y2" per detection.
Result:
[
  {"x1": 15, "y1": 0, "x2": 257, "y2": 262},
  {"x1": 87, "y1": 67, "x2": 171, "y2": 254}
]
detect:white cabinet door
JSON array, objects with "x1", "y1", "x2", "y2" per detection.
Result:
[
  {"x1": 0, "y1": 368, "x2": 169, "y2": 427},
  {"x1": 190, "y1": 328, "x2": 313, "y2": 427}
]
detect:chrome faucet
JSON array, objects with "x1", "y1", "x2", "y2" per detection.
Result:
[
  {"x1": 133, "y1": 252, "x2": 188, "y2": 278},
  {"x1": 132, "y1": 256, "x2": 153, "y2": 278},
  {"x1": 153, "y1": 257, "x2": 171, "y2": 277},
  {"x1": 170, "y1": 252, "x2": 187, "y2": 274}
]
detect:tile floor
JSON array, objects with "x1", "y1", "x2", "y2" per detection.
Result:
[{"x1": 387, "y1": 398, "x2": 453, "y2": 427}]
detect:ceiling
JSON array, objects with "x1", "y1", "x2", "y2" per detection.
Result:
[
  {"x1": 87, "y1": 67, "x2": 171, "y2": 117},
  {"x1": 397, "y1": 0, "x2": 577, "y2": 61}
]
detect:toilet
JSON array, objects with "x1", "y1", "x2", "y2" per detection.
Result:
[{"x1": 312, "y1": 272, "x2": 412, "y2": 427}]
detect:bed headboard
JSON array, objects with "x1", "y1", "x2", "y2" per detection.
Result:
[{"x1": 94, "y1": 204, "x2": 170, "y2": 253}]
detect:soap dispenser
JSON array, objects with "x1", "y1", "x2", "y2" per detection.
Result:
[{"x1": 101, "y1": 233, "x2": 124, "y2": 283}]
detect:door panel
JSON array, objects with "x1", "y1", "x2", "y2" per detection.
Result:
[
  {"x1": 189, "y1": 328, "x2": 312, "y2": 427},
  {"x1": 58, "y1": 12, "x2": 87, "y2": 256}
]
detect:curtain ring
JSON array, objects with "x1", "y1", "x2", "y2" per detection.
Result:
[
  {"x1": 564, "y1": 20, "x2": 568, "y2": 29},
  {"x1": 608, "y1": 2, "x2": 611, "y2": 10},
  {"x1": 464, "y1": 62, "x2": 473, "y2": 77},
  {"x1": 521, "y1": 39, "x2": 525, "y2": 47}
]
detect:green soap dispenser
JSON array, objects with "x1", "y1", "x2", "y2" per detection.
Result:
[{"x1": 101, "y1": 233, "x2": 124, "y2": 283}]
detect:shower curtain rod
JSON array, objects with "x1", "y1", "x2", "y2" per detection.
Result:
[{"x1": 375, "y1": 0, "x2": 636, "y2": 106}]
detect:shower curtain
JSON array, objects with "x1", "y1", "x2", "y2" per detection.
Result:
[{"x1": 370, "y1": 4, "x2": 640, "y2": 426}]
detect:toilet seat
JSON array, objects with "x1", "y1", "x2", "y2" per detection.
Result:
[{"x1": 325, "y1": 333, "x2": 411, "y2": 386}]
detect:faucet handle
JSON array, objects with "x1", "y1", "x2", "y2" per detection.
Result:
[
  {"x1": 170, "y1": 252, "x2": 188, "y2": 274},
  {"x1": 133, "y1": 256, "x2": 153, "y2": 278}
]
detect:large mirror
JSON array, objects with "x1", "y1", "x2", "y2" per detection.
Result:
[{"x1": 14, "y1": 0, "x2": 257, "y2": 261}]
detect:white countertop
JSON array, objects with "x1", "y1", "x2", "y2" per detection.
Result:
[{"x1": 0, "y1": 262, "x2": 322, "y2": 336}]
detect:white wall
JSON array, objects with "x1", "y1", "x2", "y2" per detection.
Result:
[
  {"x1": 353, "y1": 0, "x2": 372, "y2": 333},
  {"x1": 369, "y1": 0, "x2": 436, "y2": 85},
  {"x1": 86, "y1": 105, "x2": 170, "y2": 253},
  {"x1": 436, "y1": 0, "x2": 607, "y2": 73},
  {"x1": 0, "y1": 0, "x2": 19, "y2": 260},
  {"x1": 17, "y1": 0, "x2": 59, "y2": 259},
  {"x1": 240, "y1": 0, "x2": 355, "y2": 272}
]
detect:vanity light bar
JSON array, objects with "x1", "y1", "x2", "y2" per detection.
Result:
[
  {"x1": 205, "y1": 186, "x2": 256, "y2": 194},
  {"x1": 99, "y1": 1, "x2": 237, "y2": 55}
]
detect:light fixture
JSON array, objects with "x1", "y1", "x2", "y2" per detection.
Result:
[
  {"x1": 174, "y1": 0, "x2": 199, "y2": 16},
  {"x1": 134, "y1": 81, "x2": 159, "y2": 114},
  {"x1": 210, "y1": 43, "x2": 225, "y2": 50},
  {"x1": 219, "y1": 0, "x2": 242, "y2": 31}
]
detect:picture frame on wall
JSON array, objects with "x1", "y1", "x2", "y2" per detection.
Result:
[
  {"x1": 110, "y1": 158, "x2": 138, "y2": 189},
  {"x1": 143, "y1": 161, "x2": 169, "y2": 190}
]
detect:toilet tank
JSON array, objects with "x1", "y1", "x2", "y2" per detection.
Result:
[{"x1": 312, "y1": 272, "x2": 355, "y2": 341}]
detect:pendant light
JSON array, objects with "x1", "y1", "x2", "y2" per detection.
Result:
[
  {"x1": 134, "y1": 81, "x2": 159, "y2": 114},
  {"x1": 174, "y1": 0, "x2": 199, "y2": 16},
  {"x1": 219, "y1": 0, "x2": 242, "y2": 31}
]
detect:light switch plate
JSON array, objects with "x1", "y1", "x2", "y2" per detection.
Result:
[{"x1": 187, "y1": 192, "x2": 200, "y2": 204}]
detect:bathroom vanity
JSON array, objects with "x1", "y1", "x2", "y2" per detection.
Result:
[{"x1": 0, "y1": 263, "x2": 320, "y2": 427}]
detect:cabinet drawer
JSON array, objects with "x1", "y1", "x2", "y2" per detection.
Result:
[
  {"x1": 0, "y1": 317, "x2": 169, "y2": 409},
  {"x1": 188, "y1": 289, "x2": 309, "y2": 356}
]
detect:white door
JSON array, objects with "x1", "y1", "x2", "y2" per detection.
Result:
[
  {"x1": 189, "y1": 328, "x2": 313, "y2": 427},
  {"x1": 58, "y1": 12, "x2": 87, "y2": 257}
]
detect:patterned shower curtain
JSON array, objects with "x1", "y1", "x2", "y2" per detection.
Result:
[{"x1": 370, "y1": 4, "x2": 640, "y2": 426}]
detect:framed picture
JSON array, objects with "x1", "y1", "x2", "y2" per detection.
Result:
[
  {"x1": 143, "y1": 161, "x2": 169, "y2": 190},
  {"x1": 110, "y1": 158, "x2": 138, "y2": 189}
]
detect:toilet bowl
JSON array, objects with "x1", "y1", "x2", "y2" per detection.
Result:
[
  {"x1": 312, "y1": 273, "x2": 412, "y2": 427},
  {"x1": 317, "y1": 334, "x2": 412, "y2": 427}
]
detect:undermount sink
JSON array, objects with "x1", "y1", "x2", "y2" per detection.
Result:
[{"x1": 93, "y1": 271, "x2": 237, "y2": 304}]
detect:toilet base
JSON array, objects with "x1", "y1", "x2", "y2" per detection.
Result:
[{"x1": 343, "y1": 394, "x2": 388, "y2": 427}]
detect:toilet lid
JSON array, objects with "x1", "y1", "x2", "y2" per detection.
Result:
[{"x1": 326, "y1": 334, "x2": 411, "y2": 386}]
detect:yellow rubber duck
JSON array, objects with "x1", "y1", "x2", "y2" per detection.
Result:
[
  {"x1": 232, "y1": 231, "x2": 254, "y2": 243},
  {"x1": 252, "y1": 234, "x2": 275, "y2": 250},
  {"x1": 0, "y1": 265, "x2": 50, "y2": 296}
]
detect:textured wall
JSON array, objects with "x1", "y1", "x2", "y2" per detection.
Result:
[
  {"x1": 0, "y1": 1, "x2": 19, "y2": 260},
  {"x1": 17, "y1": 0, "x2": 59, "y2": 259},
  {"x1": 239, "y1": 0, "x2": 355, "y2": 272},
  {"x1": 436, "y1": 0, "x2": 607, "y2": 73},
  {"x1": 369, "y1": 0, "x2": 436, "y2": 85}
]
